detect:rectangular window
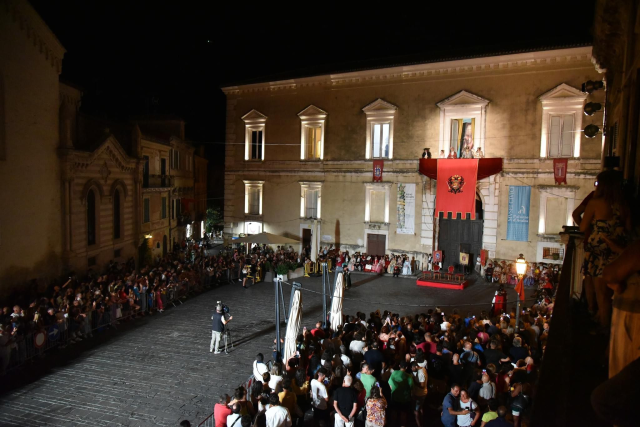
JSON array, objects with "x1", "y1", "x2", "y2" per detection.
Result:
[
  {"x1": 143, "y1": 198, "x2": 150, "y2": 223},
  {"x1": 545, "y1": 196, "x2": 567, "y2": 235},
  {"x1": 176, "y1": 198, "x2": 181, "y2": 218},
  {"x1": 251, "y1": 130, "x2": 263, "y2": 160},
  {"x1": 305, "y1": 189, "x2": 319, "y2": 218},
  {"x1": 371, "y1": 123, "x2": 390, "y2": 158},
  {"x1": 305, "y1": 126, "x2": 322, "y2": 160},
  {"x1": 370, "y1": 190, "x2": 386, "y2": 223},
  {"x1": 248, "y1": 187, "x2": 260, "y2": 215},
  {"x1": 543, "y1": 247, "x2": 564, "y2": 260},
  {"x1": 161, "y1": 197, "x2": 167, "y2": 219},
  {"x1": 548, "y1": 114, "x2": 574, "y2": 158}
]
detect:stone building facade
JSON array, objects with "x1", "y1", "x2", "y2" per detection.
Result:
[
  {"x1": 0, "y1": 0, "x2": 66, "y2": 290},
  {"x1": 223, "y1": 46, "x2": 603, "y2": 266}
]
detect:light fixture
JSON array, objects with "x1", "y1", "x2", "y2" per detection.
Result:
[
  {"x1": 584, "y1": 124, "x2": 600, "y2": 138},
  {"x1": 581, "y1": 80, "x2": 604, "y2": 94},
  {"x1": 515, "y1": 254, "x2": 527, "y2": 276},
  {"x1": 584, "y1": 102, "x2": 602, "y2": 116},
  {"x1": 145, "y1": 234, "x2": 153, "y2": 239}
]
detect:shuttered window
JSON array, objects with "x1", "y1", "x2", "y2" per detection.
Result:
[{"x1": 548, "y1": 114, "x2": 574, "y2": 158}]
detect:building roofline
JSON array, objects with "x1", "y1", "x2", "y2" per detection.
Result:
[{"x1": 221, "y1": 44, "x2": 593, "y2": 94}]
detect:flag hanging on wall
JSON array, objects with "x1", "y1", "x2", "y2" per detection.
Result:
[
  {"x1": 553, "y1": 158, "x2": 568, "y2": 184},
  {"x1": 373, "y1": 160, "x2": 384, "y2": 182},
  {"x1": 506, "y1": 186, "x2": 531, "y2": 241},
  {"x1": 435, "y1": 159, "x2": 479, "y2": 219}
]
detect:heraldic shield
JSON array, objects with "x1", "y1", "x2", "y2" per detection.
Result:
[{"x1": 435, "y1": 159, "x2": 479, "y2": 219}]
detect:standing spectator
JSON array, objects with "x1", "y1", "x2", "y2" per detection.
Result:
[
  {"x1": 481, "y1": 399, "x2": 499, "y2": 426},
  {"x1": 359, "y1": 363, "x2": 376, "y2": 398},
  {"x1": 254, "y1": 353, "x2": 269, "y2": 382},
  {"x1": 457, "y1": 389, "x2": 479, "y2": 427},
  {"x1": 278, "y1": 378, "x2": 301, "y2": 424},
  {"x1": 479, "y1": 372, "x2": 496, "y2": 403},
  {"x1": 508, "y1": 337, "x2": 528, "y2": 362},
  {"x1": 388, "y1": 361, "x2": 414, "y2": 426},
  {"x1": 449, "y1": 353, "x2": 464, "y2": 387},
  {"x1": 214, "y1": 394, "x2": 232, "y2": 427},
  {"x1": 365, "y1": 386, "x2": 387, "y2": 427},
  {"x1": 265, "y1": 393, "x2": 292, "y2": 427},
  {"x1": 211, "y1": 304, "x2": 232, "y2": 354},
  {"x1": 441, "y1": 384, "x2": 468, "y2": 427},
  {"x1": 485, "y1": 406, "x2": 512, "y2": 426},
  {"x1": 269, "y1": 363, "x2": 284, "y2": 393},
  {"x1": 226, "y1": 404, "x2": 241, "y2": 427},
  {"x1": 311, "y1": 367, "x2": 330, "y2": 425},
  {"x1": 411, "y1": 361, "x2": 427, "y2": 427},
  {"x1": 364, "y1": 341, "x2": 384, "y2": 376},
  {"x1": 333, "y1": 375, "x2": 358, "y2": 427}
]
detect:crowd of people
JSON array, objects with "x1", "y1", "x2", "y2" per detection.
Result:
[
  {"x1": 0, "y1": 239, "x2": 251, "y2": 375},
  {"x1": 210, "y1": 294, "x2": 552, "y2": 427}
]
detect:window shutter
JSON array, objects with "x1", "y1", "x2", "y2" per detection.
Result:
[
  {"x1": 372, "y1": 124, "x2": 381, "y2": 158},
  {"x1": 306, "y1": 127, "x2": 314, "y2": 159},
  {"x1": 382, "y1": 123, "x2": 390, "y2": 158},
  {"x1": 370, "y1": 191, "x2": 385, "y2": 223},
  {"x1": 560, "y1": 114, "x2": 574, "y2": 157},
  {"x1": 549, "y1": 116, "x2": 562, "y2": 158}
]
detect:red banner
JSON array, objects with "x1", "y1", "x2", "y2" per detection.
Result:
[
  {"x1": 435, "y1": 159, "x2": 479, "y2": 220},
  {"x1": 553, "y1": 158, "x2": 568, "y2": 184},
  {"x1": 373, "y1": 160, "x2": 384, "y2": 182},
  {"x1": 480, "y1": 249, "x2": 489, "y2": 266}
]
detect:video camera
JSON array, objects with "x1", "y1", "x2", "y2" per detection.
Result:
[{"x1": 216, "y1": 301, "x2": 230, "y2": 320}]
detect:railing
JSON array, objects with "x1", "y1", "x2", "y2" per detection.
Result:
[
  {"x1": 530, "y1": 229, "x2": 583, "y2": 426},
  {"x1": 142, "y1": 174, "x2": 172, "y2": 189}
]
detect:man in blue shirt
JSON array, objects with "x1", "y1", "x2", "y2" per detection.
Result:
[{"x1": 441, "y1": 384, "x2": 469, "y2": 427}]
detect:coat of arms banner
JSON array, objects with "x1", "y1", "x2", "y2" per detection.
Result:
[
  {"x1": 435, "y1": 159, "x2": 479, "y2": 220},
  {"x1": 373, "y1": 160, "x2": 384, "y2": 182}
]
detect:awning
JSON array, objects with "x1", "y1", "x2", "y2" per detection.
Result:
[{"x1": 419, "y1": 158, "x2": 503, "y2": 181}]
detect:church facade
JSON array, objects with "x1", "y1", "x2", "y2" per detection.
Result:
[{"x1": 222, "y1": 46, "x2": 603, "y2": 267}]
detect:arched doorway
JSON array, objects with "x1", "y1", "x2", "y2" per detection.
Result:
[{"x1": 436, "y1": 190, "x2": 484, "y2": 270}]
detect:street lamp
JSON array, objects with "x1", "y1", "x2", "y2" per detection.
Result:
[{"x1": 515, "y1": 254, "x2": 527, "y2": 330}]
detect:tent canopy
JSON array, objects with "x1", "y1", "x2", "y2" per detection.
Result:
[{"x1": 233, "y1": 232, "x2": 300, "y2": 245}]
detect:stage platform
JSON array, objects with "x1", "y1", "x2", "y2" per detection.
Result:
[{"x1": 416, "y1": 276, "x2": 470, "y2": 290}]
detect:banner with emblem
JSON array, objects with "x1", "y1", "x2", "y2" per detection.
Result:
[
  {"x1": 435, "y1": 159, "x2": 479, "y2": 219},
  {"x1": 553, "y1": 158, "x2": 568, "y2": 184},
  {"x1": 373, "y1": 160, "x2": 384, "y2": 182},
  {"x1": 506, "y1": 185, "x2": 531, "y2": 241},
  {"x1": 396, "y1": 183, "x2": 415, "y2": 234}
]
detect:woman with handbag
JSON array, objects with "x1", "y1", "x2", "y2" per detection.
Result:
[
  {"x1": 457, "y1": 389, "x2": 479, "y2": 427},
  {"x1": 364, "y1": 385, "x2": 386, "y2": 427}
]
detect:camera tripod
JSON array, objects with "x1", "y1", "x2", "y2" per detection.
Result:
[{"x1": 222, "y1": 324, "x2": 234, "y2": 353}]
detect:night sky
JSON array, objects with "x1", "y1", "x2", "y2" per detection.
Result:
[{"x1": 30, "y1": 0, "x2": 596, "y2": 207}]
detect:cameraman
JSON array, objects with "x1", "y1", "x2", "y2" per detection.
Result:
[{"x1": 210, "y1": 303, "x2": 232, "y2": 354}]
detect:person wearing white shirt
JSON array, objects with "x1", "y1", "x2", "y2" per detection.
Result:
[
  {"x1": 311, "y1": 368, "x2": 329, "y2": 423},
  {"x1": 269, "y1": 362, "x2": 284, "y2": 393},
  {"x1": 226, "y1": 404, "x2": 241, "y2": 427},
  {"x1": 349, "y1": 334, "x2": 366, "y2": 355},
  {"x1": 440, "y1": 317, "x2": 451, "y2": 332},
  {"x1": 265, "y1": 393, "x2": 292, "y2": 427},
  {"x1": 253, "y1": 353, "x2": 268, "y2": 382}
]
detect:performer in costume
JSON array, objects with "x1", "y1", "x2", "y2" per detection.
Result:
[
  {"x1": 402, "y1": 257, "x2": 412, "y2": 275},
  {"x1": 492, "y1": 284, "x2": 507, "y2": 316}
]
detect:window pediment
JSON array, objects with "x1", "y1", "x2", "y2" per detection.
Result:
[
  {"x1": 241, "y1": 109, "x2": 268, "y2": 124},
  {"x1": 362, "y1": 98, "x2": 398, "y2": 115},
  {"x1": 539, "y1": 83, "x2": 586, "y2": 104},
  {"x1": 436, "y1": 90, "x2": 490, "y2": 108},
  {"x1": 298, "y1": 105, "x2": 328, "y2": 120}
]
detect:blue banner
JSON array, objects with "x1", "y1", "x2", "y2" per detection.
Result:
[{"x1": 506, "y1": 186, "x2": 531, "y2": 242}]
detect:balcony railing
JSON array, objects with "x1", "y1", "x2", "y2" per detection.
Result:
[
  {"x1": 530, "y1": 228, "x2": 608, "y2": 426},
  {"x1": 142, "y1": 174, "x2": 172, "y2": 189}
]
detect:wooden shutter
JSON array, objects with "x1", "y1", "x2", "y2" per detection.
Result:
[
  {"x1": 560, "y1": 114, "x2": 574, "y2": 157},
  {"x1": 548, "y1": 116, "x2": 562, "y2": 157}
]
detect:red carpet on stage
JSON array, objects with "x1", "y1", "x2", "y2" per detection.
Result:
[{"x1": 416, "y1": 277, "x2": 470, "y2": 290}]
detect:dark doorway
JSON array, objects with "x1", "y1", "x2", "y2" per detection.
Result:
[
  {"x1": 302, "y1": 228, "x2": 311, "y2": 250},
  {"x1": 161, "y1": 158, "x2": 167, "y2": 186},
  {"x1": 438, "y1": 215, "x2": 483, "y2": 270},
  {"x1": 367, "y1": 233, "x2": 386, "y2": 256},
  {"x1": 143, "y1": 155, "x2": 150, "y2": 187},
  {"x1": 163, "y1": 235, "x2": 167, "y2": 256}
]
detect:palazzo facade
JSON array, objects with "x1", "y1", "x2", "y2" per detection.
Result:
[{"x1": 223, "y1": 46, "x2": 604, "y2": 267}]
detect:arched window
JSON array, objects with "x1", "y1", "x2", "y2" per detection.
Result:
[
  {"x1": 87, "y1": 189, "x2": 97, "y2": 246},
  {"x1": 113, "y1": 189, "x2": 121, "y2": 239}
]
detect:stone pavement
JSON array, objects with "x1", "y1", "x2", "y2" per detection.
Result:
[{"x1": 0, "y1": 273, "x2": 534, "y2": 426}]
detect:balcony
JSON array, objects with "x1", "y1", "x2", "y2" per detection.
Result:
[
  {"x1": 142, "y1": 174, "x2": 172, "y2": 191},
  {"x1": 530, "y1": 228, "x2": 609, "y2": 426}
]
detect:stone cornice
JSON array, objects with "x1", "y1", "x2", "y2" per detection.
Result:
[
  {"x1": 60, "y1": 135, "x2": 138, "y2": 177},
  {"x1": 222, "y1": 47, "x2": 593, "y2": 95},
  {"x1": 4, "y1": 0, "x2": 66, "y2": 74}
]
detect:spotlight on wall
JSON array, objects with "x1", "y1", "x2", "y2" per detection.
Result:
[
  {"x1": 145, "y1": 234, "x2": 153, "y2": 239},
  {"x1": 584, "y1": 102, "x2": 602, "y2": 116},
  {"x1": 581, "y1": 80, "x2": 604, "y2": 94},
  {"x1": 584, "y1": 124, "x2": 601, "y2": 138}
]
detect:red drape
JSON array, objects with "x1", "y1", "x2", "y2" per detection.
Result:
[
  {"x1": 373, "y1": 160, "x2": 384, "y2": 182},
  {"x1": 435, "y1": 159, "x2": 479, "y2": 220}
]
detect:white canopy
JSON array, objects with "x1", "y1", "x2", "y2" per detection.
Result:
[
  {"x1": 330, "y1": 273, "x2": 344, "y2": 332},
  {"x1": 283, "y1": 288, "x2": 302, "y2": 363}
]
